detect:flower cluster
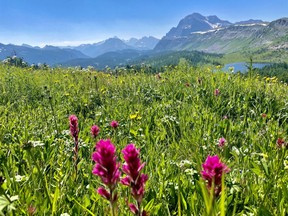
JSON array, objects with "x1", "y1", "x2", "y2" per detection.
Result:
[
  {"x1": 110, "y1": 120, "x2": 119, "y2": 129},
  {"x1": 218, "y1": 137, "x2": 226, "y2": 148},
  {"x1": 91, "y1": 125, "x2": 100, "y2": 138},
  {"x1": 69, "y1": 115, "x2": 79, "y2": 164},
  {"x1": 201, "y1": 155, "x2": 230, "y2": 197},
  {"x1": 214, "y1": 89, "x2": 220, "y2": 96},
  {"x1": 69, "y1": 115, "x2": 79, "y2": 143},
  {"x1": 92, "y1": 139, "x2": 121, "y2": 204},
  {"x1": 277, "y1": 138, "x2": 286, "y2": 148},
  {"x1": 121, "y1": 144, "x2": 148, "y2": 216}
]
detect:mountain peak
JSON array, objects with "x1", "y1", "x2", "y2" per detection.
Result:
[
  {"x1": 235, "y1": 19, "x2": 266, "y2": 25},
  {"x1": 124, "y1": 36, "x2": 160, "y2": 50},
  {"x1": 185, "y1": 13, "x2": 206, "y2": 20},
  {"x1": 165, "y1": 12, "x2": 232, "y2": 38},
  {"x1": 269, "y1": 17, "x2": 288, "y2": 28}
]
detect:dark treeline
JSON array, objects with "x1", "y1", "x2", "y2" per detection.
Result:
[{"x1": 255, "y1": 62, "x2": 288, "y2": 83}]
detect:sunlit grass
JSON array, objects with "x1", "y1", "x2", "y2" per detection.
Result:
[{"x1": 0, "y1": 63, "x2": 287, "y2": 215}]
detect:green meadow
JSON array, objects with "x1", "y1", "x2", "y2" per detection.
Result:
[{"x1": 0, "y1": 62, "x2": 287, "y2": 215}]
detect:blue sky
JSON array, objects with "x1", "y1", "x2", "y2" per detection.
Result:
[{"x1": 0, "y1": 0, "x2": 287, "y2": 46}]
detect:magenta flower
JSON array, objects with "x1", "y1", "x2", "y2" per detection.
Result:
[
  {"x1": 276, "y1": 138, "x2": 286, "y2": 148},
  {"x1": 218, "y1": 137, "x2": 226, "y2": 147},
  {"x1": 121, "y1": 144, "x2": 148, "y2": 215},
  {"x1": 214, "y1": 88, "x2": 220, "y2": 96},
  {"x1": 92, "y1": 139, "x2": 120, "y2": 205},
  {"x1": 97, "y1": 187, "x2": 111, "y2": 200},
  {"x1": 110, "y1": 120, "x2": 119, "y2": 129},
  {"x1": 201, "y1": 155, "x2": 230, "y2": 197},
  {"x1": 129, "y1": 203, "x2": 138, "y2": 215},
  {"x1": 91, "y1": 125, "x2": 100, "y2": 138},
  {"x1": 69, "y1": 115, "x2": 79, "y2": 166},
  {"x1": 69, "y1": 115, "x2": 79, "y2": 143}
]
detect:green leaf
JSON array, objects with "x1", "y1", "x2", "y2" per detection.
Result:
[
  {"x1": 52, "y1": 186, "x2": 60, "y2": 215},
  {"x1": 144, "y1": 198, "x2": 154, "y2": 211},
  {"x1": 73, "y1": 198, "x2": 95, "y2": 216},
  {"x1": 0, "y1": 196, "x2": 10, "y2": 212},
  {"x1": 220, "y1": 175, "x2": 226, "y2": 216},
  {"x1": 129, "y1": 129, "x2": 138, "y2": 136},
  {"x1": 180, "y1": 192, "x2": 187, "y2": 210}
]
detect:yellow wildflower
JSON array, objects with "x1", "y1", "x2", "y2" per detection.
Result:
[{"x1": 130, "y1": 112, "x2": 142, "y2": 120}]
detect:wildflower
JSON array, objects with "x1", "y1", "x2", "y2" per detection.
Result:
[
  {"x1": 69, "y1": 115, "x2": 79, "y2": 165},
  {"x1": 121, "y1": 144, "x2": 148, "y2": 216},
  {"x1": 28, "y1": 204, "x2": 36, "y2": 216},
  {"x1": 97, "y1": 187, "x2": 111, "y2": 200},
  {"x1": 130, "y1": 112, "x2": 142, "y2": 120},
  {"x1": 223, "y1": 115, "x2": 228, "y2": 120},
  {"x1": 201, "y1": 155, "x2": 230, "y2": 197},
  {"x1": 110, "y1": 120, "x2": 119, "y2": 129},
  {"x1": 218, "y1": 137, "x2": 226, "y2": 147},
  {"x1": 214, "y1": 89, "x2": 220, "y2": 96},
  {"x1": 92, "y1": 139, "x2": 120, "y2": 211},
  {"x1": 129, "y1": 203, "x2": 139, "y2": 215},
  {"x1": 276, "y1": 138, "x2": 286, "y2": 148},
  {"x1": 69, "y1": 115, "x2": 79, "y2": 143},
  {"x1": 91, "y1": 125, "x2": 100, "y2": 138},
  {"x1": 261, "y1": 113, "x2": 267, "y2": 118}
]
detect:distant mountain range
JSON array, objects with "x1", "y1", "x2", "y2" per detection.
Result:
[
  {"x1": 74, "y1": 36, "x2": 159, "y2": 58},
  {"x1": 154, "y1": 13, "x2": 288, "y2": 55},
  {"x1": 1, "y1": 12, "x2": 288, "y2": 68},
  {"x1": 0, "y1": 36, "x2": 159, "y2": 65},
  {"x1": 0, "y1": 44, "x2": 88, "y2": 65}
]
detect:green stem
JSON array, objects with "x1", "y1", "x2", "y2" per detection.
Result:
[
  {"x1": 48, "y1": 96, "x2": 59, "y2": 135},
  {"x1": 109, "y1": 188, "x2": 116, "y2": 216},
  {"x1": 73, "y1": 138, "x2": 79, "y2": 179},
  {"x1": 137, "y1": 201, "x2": 142, "y2": 216},
  {"x1": 27, "y1": 149, "x2": 52, "y2": 207},
  {"x1": 260, "y1": 149, "x2": 285, "y2": 206}
]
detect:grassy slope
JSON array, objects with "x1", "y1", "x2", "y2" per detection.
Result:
[
  {"x1": 0, "y1": 64, "x2": 287, "y2": 215},
  {"x1": 221, "y1": 48, "x2": 288, "y2": 64}
]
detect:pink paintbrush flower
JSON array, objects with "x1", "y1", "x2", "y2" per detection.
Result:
[
  {"x1": 91, "y1": 125, "x2": 100, "y2": 138},
  {"x1": 92, "y1": 139, "x2": 120, "y2": 204},
  {"x1": 110, "y1": 120, "x2": 119, "y2": 129},
  {"x1": 69, "y1": 115, "x2": 80, "y2": 166},
  {"x1": 214, "y1": 88, "x2": 220, "y2": 96},
  {"x1": 218, "y1": 137, "x2": 226, "y2": 147},
  {"x1": 276, "y1": 138, "x2": 286, "y2": 148},
  {"x1": 121, "y1": 144, "x2": 148, "y2": 215},
  {"x1": 69, "y1": 115, "x2": 79, "y2": 143},
  {"x1": 201, "y1": 155, "x2": 230, "y2": 197}
]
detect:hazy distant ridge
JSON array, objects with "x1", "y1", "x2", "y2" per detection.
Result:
[{"x1": 73, "y1": 36, "x2": 160, "y2": 57}]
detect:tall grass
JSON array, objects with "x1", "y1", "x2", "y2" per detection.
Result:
[{"x1": 0, "y1": 63, "x2": 287, "y2": 215}]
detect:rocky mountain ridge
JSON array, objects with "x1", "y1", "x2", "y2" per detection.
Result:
[{"x1": 154, "y1": 13, "x2": 288, "y2": 54}]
